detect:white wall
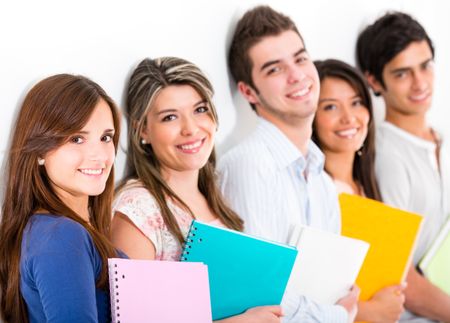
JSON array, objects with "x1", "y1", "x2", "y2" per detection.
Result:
[{"x1": 1, "y1": 0, "x2": 449, "y2": 182}]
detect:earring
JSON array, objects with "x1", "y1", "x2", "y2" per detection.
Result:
[
  {"x1": 141, "y1": 139, "x2": 147, "y2": 145},
  {"x1": 356, "y1": 145, "x2": 363, "y2": 156},
  {"x1": 38, "y1": 157, "x2": 45, "y2": 166}
]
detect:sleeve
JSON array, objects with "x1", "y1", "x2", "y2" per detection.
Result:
[
  {"x1": 218, "y1": 156, "x2": 290, "y2": 242},
  {"x1": 113, "y1": 187, "x2": 164, "y2": 254},
  {"x1": 282, "y1": 290, "x2": 348, "y2": 323},
  {"x1": 375, "y1": 151, "x2": 411, "y2": 210},
  {"x1": 324, "y1": 173, "x2": 342, "y2": 234},
  {"x1": 27, "y1": 221, "x2": 100, "y2": 323}
]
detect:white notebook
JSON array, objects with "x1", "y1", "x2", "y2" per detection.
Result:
[{"x1": 287, "y1": 225, "x2": 369, "y2": 304}]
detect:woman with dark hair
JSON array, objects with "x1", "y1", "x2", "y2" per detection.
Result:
[
  {"x1": 312, "y1": 59, "x2": 405, "y2": 322},
  {"x1": 112, "y1": 57, "x2": 282, "y2": 322},
  {"x1": 0, "y1": 74, "x2": 121, "y2": 323}
]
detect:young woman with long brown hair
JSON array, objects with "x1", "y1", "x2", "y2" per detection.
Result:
[
  {"x1": 312, "y1": 59, "x2": 406, "y2": 323},
  {"x1": 112, "y1": 57, "x2": 283, "y2": 322},
  {"x1": 0, "y1": 74, "x2": 121, "y2": 323}
]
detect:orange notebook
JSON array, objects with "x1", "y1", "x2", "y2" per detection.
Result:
[{"x1": 339, "y1": 194, "x2": 423, "y2": 301}]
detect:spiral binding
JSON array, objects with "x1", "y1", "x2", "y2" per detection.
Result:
[
  {"x1": 180, "y1": 223, "x2": 198, "y2": 261},
  {"x1": 108, "y1": 260, "x2": 122, "y2": 323}
]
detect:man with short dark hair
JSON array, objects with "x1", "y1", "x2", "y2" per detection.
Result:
[
  {"x1": 357, "y1": 11, "x2": 450, "y2": 322},
  {"x1": 219, "y1": 6, "x2": 358, "y2": 322}
]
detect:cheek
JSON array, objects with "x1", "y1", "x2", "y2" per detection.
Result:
[{"x1": 314, "y1": 112, "x2": 337, "y2": 137}]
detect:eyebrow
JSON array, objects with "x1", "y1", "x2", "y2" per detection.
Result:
[
  {"x1": 155, "y1": 99, "x2": 208, "y2": 115},
  {"x1": 318, "y1": 95, "x2": 361, "y2": 104},
  {"x1": 389, "y1": 58, "x2": 433, "y2": 75},
  {"x1": 260, "y1": 48, "x2": 306, "y2": 72},
  {"x1": 77, "y1": 129, "x2": 115, "y2": 134}
]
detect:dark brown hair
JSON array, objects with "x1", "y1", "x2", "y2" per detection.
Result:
[
  {"x1": 312, "y1": 59, "x2": 381, "y2": 201},
  {"x1": 117, "y1": 57, "x2": 243, "y2": 246},
  {"x1": 228, "y1": 5, "x2": 302, "y2": 111},
  {"x1": 0, "y1": 74, "x2": 121, "y2": 322}
]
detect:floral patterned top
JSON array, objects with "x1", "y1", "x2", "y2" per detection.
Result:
[{"x1": 113, "y1": 179, "x2": 224, "y2": 261}]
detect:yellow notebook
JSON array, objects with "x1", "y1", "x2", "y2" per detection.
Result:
[{"x1": 339, "y1": 194, "x2": 423, "y2": 301}]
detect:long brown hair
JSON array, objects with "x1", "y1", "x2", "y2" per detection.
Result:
[
  {"x1": 117, "y1": 57, "x2": 243, "y2": 245},
  {"x1": 312, "y1": 59, "x2": 382, "y2": 201},
  {"x1": 0, "y1": 74, "x2": 121, "y2": 323}
]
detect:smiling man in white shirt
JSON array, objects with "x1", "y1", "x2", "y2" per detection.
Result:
[
  {"x1": 357, "y1": 11, "x2": 450, "y2": 322},
  {"x1": 218, "y1": 6, "x2": 358, "y2": 323}
]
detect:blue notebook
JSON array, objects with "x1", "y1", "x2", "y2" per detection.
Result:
[{"x1": 180, "y1": 220, "x2": 298, "y2": 320}]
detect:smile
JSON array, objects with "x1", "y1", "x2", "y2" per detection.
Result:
[
  {"x1": 176, "y1": 138, "x2": 205, "y2": 153},
  {"x1": 79, "y1": 168, "x2": 103, "y2": 176},
  {"x1": 335, "y1": 128, "x2": 359, "y2": 138},
  {"x1": 287, "y1": 86, "x2": 311, "y2": 99},
  {"x1": 409, "y1": 91, "x2": 430, "y2": 102}
]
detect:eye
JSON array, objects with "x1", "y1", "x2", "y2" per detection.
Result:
[
  {"x1": 352, "y1": 98, "x2": 364, "y2": 107},
  {"x1": 267, "y1": 66, "x2": 281, "y2": 76},
  {"x1": 394, "y1": 71, "x2": 408, "y2": 79},
  {"x1": 102, "y1": 134, "x2": 113, "y2": 143},
  {"x1": 323, "y1": 104, "x2": 337, "y2": 111},
  {"x1": 70, "y1": 136, "x2": 84, "y2": 144},
  {"x1": 195, "y1": 105, "x2": 209, "y2": 114},
  {"x1": 161, "y1": 114, "x2": 177, "y2": 122},
  {"x1": 423, "y1": 60, "x2": 434, "y2": 71},
  {"x1": 295, "y1": 56, "x2": 308, "y2": 64}
]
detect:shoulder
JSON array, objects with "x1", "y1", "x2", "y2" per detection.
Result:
[{"x1": 22, "y1": 215, "x2": 95, "y2": 259}]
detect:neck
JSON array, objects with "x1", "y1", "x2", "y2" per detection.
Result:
[
  {"x1": 162, "y1": 168, "x2": 201, "y2": 201},
  {"x1": 385, "y1": 108, "x2": 433, "y2": 141},
  {"x1": 260, "y1": 113, "x2": 314, "y2": 156},
  {"x1": 323, "y1": 150, "x2": 355, "y2": 185},
  {"x1": 57, "y1": 193, "x2": 90, "y2": 222}
]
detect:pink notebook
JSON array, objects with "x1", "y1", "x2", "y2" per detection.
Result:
[{"x1": 108, "y1": 258, "x2": 212, "y2": 323}]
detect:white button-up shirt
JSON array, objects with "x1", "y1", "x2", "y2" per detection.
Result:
[{"x1": 218, "y1": 117, "x2": 347, "y2": 323}]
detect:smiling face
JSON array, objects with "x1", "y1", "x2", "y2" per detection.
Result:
[
  {"x1": 140, "y1": 84, "x2": 216, "y2": 177},
  {"x1": 239, "y1": 30, "x2": 320, "y2": 127},
  {"x1": 43, "y1": 99, "x2": 116, "y2": 207},
  {"x1": 314, "y1": 77, "x2": 370, "y2": 154},
  {"x1": 370, "y1": 40, "x2": 434, "y2": 118}
]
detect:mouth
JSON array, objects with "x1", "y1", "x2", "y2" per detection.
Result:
[
  {"x1": 335, "y1": 128, "x2": 359, "y2": 139},
  {"x1": 287, "y1": 85, "x2": 312, "y2": 100},
  {"x1": 176, "y1": 138, "x2": 205, "y2": 153},
  {"x1": 409, "y1": 91, "x2": 431, "y2": 103},
  {"x1": 78, "y1": 168, "x2": 104, "y2": 176}
]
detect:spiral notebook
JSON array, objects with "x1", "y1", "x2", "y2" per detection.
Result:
[
  {"x1": 108, "y1": 258, "x2": 212, "y2": 323},
  {"x1": 180, "y1": 220, "x2": 297, "y2": 320}
]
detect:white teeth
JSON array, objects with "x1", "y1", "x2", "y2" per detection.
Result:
[
  {"x1": 290, "y1": 87, "x2": 310, "y2": 98},
  {"x1": 80, "y1": 169, "x2": 102, "y2": 175},
  {"x1": 336, "y1": 128, "x2": 358, "y2": 138},
  {"x1": 410, "y1": 92, "x2": 428, "y2": 101},
  {"x1": 179, "y1": 140, "x2": 202, "y2": 150}
]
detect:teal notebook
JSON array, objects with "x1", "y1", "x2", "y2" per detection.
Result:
[
  {"x1": 419, "y1": 217, "x2": 450, "y2": 295},
  {"x1": 180, "y1": 220, "x2": 298, "y2": 320}
]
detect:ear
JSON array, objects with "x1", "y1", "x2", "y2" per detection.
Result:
[
  {"x1": 365, "y1": 72, "x2": 383, "y2": 95},
  {"x1": 237, "y1": 81, "x2": 259, "y2": 106},
  {"x1": 140, "y1": 123, "x2": 150, "y2": 144}
]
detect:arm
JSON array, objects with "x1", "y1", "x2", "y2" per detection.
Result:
[
  {"x1": 356, "y1": 284, "x2": 406, "y2": 323},
  {"x1": 30, "y1": 222, "x2": 101, "y2": 322},
  {"x1": 216, "y1": 306, "x2": 283, "y2": 323},
  {"x1": 403, "y1": 266, "x2": 450, "y2": 321},
  {"x1": 111, "y1": 211, "x2": 156, "y2": 260}
]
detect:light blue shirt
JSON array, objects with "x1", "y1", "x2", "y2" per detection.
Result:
[{"x1": 218, "y1": 117, "x2": 347, "y2": 323}]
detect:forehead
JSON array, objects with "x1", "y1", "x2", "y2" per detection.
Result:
[
  {"x1": 320, "y1": 77, "x2": 358, "y2": 98},
  {"x1": 152, "y1": 85, "x2": 203, "y2": 111},
  {"x1": 248, "y1": 30, "x2": 305, "y2": 69},
  {"x1": 385, "y1": 40, "x2": 433, "y2": 70}
]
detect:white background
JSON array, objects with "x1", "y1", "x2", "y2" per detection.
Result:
[{"x1": 1, "y1": 0, "x2": 448, "y2": 182}]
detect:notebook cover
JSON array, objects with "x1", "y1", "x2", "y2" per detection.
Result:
[
  {"x1": 180, "y1": 220, "x2": 297, "y2": 320},
  {"x1": 287, "y1": 224, "x2": 369, "y2": 304},
  {"x1": 339, "y1": 193, "x2": 423, "y2": 300},
  {"x1": 108, "y1": 258, "x2": 212, "y2": 323},
  {"x1": 419, "y1": 217, "x2": 450, "y2": 294}
]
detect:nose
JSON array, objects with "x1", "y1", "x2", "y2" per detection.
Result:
[
  {"x1": 412, "y1": 71, "x2": 428, "y2": 92},
  {"x1": 340, "y1": 106, "x2": 356, "y2": 124},
  {"x1": 88, "y1": 141, "x2": 110, "y2": 162},
  {"x1": 180, "y1": 115, "x2": 199, "y2": 137},
  {"x1": 287, "y1": 64, "x2": 306, "y2": 84}
]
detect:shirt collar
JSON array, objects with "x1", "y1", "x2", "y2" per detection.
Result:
[
  {"x1": 380, "y1": 121, "x2": 438, "y2": 151},
  {"x1": 255, "y1": 117, "x2": 325, "y2": 174}
]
